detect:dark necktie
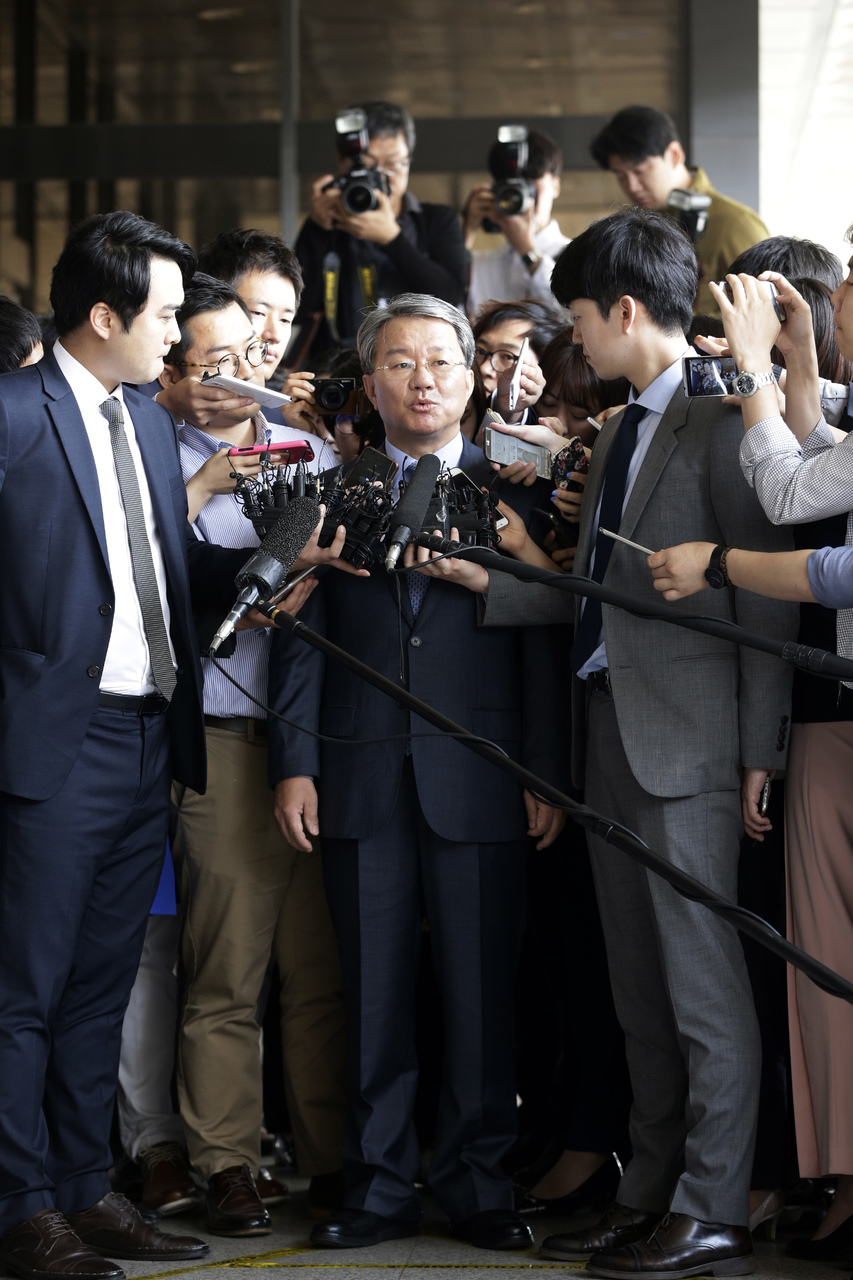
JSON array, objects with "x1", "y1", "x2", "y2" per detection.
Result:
[
  {"x1": 100, "y1": 397, "x2": 177, "y2": 701},
  {"x1": 570, "y1": 402, "x2": 646, "y2": 674},
  {"x1": 403, "y1": 463, "x2": 429, "y2": 617}
]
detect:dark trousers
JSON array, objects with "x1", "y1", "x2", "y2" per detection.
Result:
[
  {"x1": 322, "y1": 760, "x2": 526, "y2": 1222},
  {"x1": 0, "y1": 707, "x2": 171, "y2": 1234}
]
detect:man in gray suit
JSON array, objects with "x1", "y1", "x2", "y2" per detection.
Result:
[{"x1": 477, "y1": 210, "x2": 797, "y2": 1278}]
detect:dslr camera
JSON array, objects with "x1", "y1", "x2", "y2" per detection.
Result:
[
  {"x1": 667, "y1": 189, "x2": 712, "y2": 243},
  {"x1": 313, "y1": 376, "x2": 358, "y2": 414},
  {"x1": 484, "y1": 125, "x2": 537, "y2": 232},
  {"x1": 324, "y1": 109, "x2": 391, "y2": 215}
]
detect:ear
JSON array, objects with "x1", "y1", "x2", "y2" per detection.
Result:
[
  {"x1": 463, "y1": 367, "x2": 475, "y2": 400},
  {"x1": 617, "y1": 295, "x2": 640, "y2": 334},
  {"x1": 362, "y1": 372, "x2": 379, "y2": 410},
  {"x1": 89, "y1": 302, "x2": 115, "y2": 343},
  {"x1": 159, "y1": 362, "x2": 182, "y2": 390},
  {"x1": 665, "y1": 139, "x2": 686, "y2": 169},
  {"x1": 551, "y1": 174, "x2": 561, "y2": 199}
]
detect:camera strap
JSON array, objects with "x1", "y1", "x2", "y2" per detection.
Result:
[
  {"x1": 354, "y1": 242, "x2": 379, "y2": 314},
  {"x1": 322, "y1": 250, "x2": 342, "y2": 344}
]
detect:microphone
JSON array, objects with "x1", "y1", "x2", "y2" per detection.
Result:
[
  {"x1": 384, "y1": 453, "x2": 442, "y2": 572},
  {"x1": 412, "y1": 531, "x2": 462, "y2": 557},
  {"x1": 208, "y1": 496, "x2": 321, "y2": 655}
]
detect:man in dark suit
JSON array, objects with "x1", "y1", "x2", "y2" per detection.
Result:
[
  {"x1": 268, "y1": 293, "x2": 565, "y2": 1252},
  {"x1": 0, "y1": 212, "x2": 315, "y2": 1280}
]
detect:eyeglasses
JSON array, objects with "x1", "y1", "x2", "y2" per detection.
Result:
[
  {"x1": 363, "y1": 154, "x2": 411, "y2": 175},
  {"x1": 372, "y1": 359, "x2": 468, "y2": 380},
  {"x1": 173, "y1": 339, "x2": 269, "y2": 378},
  {"x1": 474, "y1": 346, "x2": 519, "y2": 374}
]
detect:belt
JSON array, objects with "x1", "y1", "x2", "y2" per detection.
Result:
[
  {"x1": 99, "y1": 691, "x2": 169, "y2": 715},
  {"x1": 204, "y1": 714, "x2": 267, "y2": 737},
  {"x1": 587, "y1": 669, "x2": 612, "y2": 695}
]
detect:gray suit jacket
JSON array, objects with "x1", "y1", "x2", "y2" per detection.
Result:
[{"x1": 482, "y1": 391, "x2": 798, "y2": 796}]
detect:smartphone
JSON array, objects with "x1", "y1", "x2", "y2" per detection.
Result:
[
  {"x1": 201, "y1": 371, "x2": 292, "y2": 409},
  {"x1": 344, "y1": 445, "x2": 398, "y2": 488},
  {"x1": 718, "y1": 278, "x2": 787, "y2": 323},
  {"x1": 587, "y1": 415, "x2": 603, "y2": 433},
  {"x1": 682, "y1": 355, "x2": 739, "y2": 398},
  {"x1": 482, "y1": 426, "x2": 552, "y2": 480},
  {"x1": 507, "y1": 336, "x2": 529, "y2": 412},
  {"x1": 227, "y1": 439, "x2": 314, "y2": 462},
  {"x1": 759, "y1": 776, "x2": 771, "y2": 817}
]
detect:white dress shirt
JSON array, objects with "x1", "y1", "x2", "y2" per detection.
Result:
[
  {"x1": 577, "y1": 351, "x2": 690, "y2": 678},
  {"x1": 385, "y1": 432, "x2": 465, "y2": 499},
  {"x1": 54, "y1": 340, "x2": 176, "y2": 695},
  {"x1": 467, "y1": 220, "x2": 571, "y2": 319}
]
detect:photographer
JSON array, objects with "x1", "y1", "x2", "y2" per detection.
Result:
[
  {"x1": 462, "y1": 130, "x2": 569, "y2": 318},
  {"x1": 294, "y1": 102, "x2": 467, "y2": 359}
]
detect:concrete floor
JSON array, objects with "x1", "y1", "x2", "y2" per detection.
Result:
[{"x1": 119, "y1": 1175, "x2": 851, "y2": 1280}]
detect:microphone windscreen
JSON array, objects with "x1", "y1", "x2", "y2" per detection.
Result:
[
  {"x1": 256, "y1": 496, "x2": 320, "y2": 573},
  {"x1": 393, "y1": 454, "x2": 442, "y2": 532}
]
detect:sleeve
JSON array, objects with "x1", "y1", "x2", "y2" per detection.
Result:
[
  {"x1": 478, "y1": 569, "x2": 575, "y2": 627},
  {"x1": 266, "y1": 579, "x2": 326, "y2": 785},
  {"x1": 740, "y1": 415, "x2": 853, "y2": 523},
  {"x1": 381, "y1": 203, "x2": 469, "y2": 306},
  {"x1": 807, "y1": 545, "x2": 853, "y2": 609}
]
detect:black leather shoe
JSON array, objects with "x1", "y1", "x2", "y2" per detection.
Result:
[
  {"x1": 204, "y1": 1166, "x2": 271, "y2": 1237},
  {"x1": 787, "y1": 1209, "x2": 853, "y2": 1259},
  {"x1": 66, "y1": 1193, "x2": 208, "y2": 1262},
  {"x1": 516, "y1": 1156, "x2": 621, "y2": 1216},
  {"x1": 310, "y1": 1209, "x2": 420, "y2": 1249},
  {"x1": 586, "y1": 1212, "x2": 754, "y2": 1278},
  {"x1": 540, "y1": 1203, "x2": 661, "y2": 1260},
  {"x1": 457, "y1": 1210, "x2": 533, "y2": 1251}
]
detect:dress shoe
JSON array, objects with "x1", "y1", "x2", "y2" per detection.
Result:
[
  {"x1": 66, "y1": 1193, "x2": 208, "y2": 1263},
  {"x1": 0, "y1": 1210, "x2": 124, "y2": 1280},
  {"x1": 256, "y1": 1166, "x2": 289, "y2": 1206},
  {"x1": 540, "y1": 1202, "x2": 661, "y2": 1260},
  {"x1": 748, "y1": 1190, "x2": 784, "y2": 1241},
  {"x1": 204, "y1": 1165, "x2": 271, "y2": 1237},
  {"x1": 310, "y1": 1208, "x2": 420, "y2": 1248},
  {"x1": 516, "y1": 1156, "x2": 621, "y2": 1216},
  {"x1": 586, "y1": 1212, "x2": 754, "y2": 1278},
  {"x1": 307, "y1": 1171, "x2": 345, "y2": 1221},
  {"x1": 457, "y1": 1210, "x2": 533, "y2": 1251},
  {"x1": 787, "y1": 1207, "x2": 853, "y2": 1259},
  {"x1": 138, "y1": 1143, "x2": 200, "y2": 1217}
]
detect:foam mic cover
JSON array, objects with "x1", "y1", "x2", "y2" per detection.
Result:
[{"x1": 385, "y1": 453, "x2": 443, "y2": 572}]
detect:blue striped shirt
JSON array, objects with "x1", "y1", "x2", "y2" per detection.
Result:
[{"x1": 179, "y1": 415, "x2": 334, "y2": 717}]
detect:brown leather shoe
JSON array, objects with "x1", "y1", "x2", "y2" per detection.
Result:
[
  {"x1": 138, "y1": 1142, "x2": 200, "y2": 1216},
  {"x1": 0, "y1": 1210, "x2": 125, "y2": 1280},
  {"x1": 586, "y1": 1212, "x2": 755, "y2": 1278},
  {"x1": 205, "y1": 1165, "x2": 272, "y2": 1237},
  {"x1": 256, "y1": 1166, "x2": 288, "y2": 1206},
  {"x1": 540, "y1": 1203, "x2": 662, "y2": 1260},
  {"x1": 66, "y1": 1192, "x2": 208, "y2": 1262}
]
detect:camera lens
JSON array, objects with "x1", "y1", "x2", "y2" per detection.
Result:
[
  {"x1": 315, "y1": 381, "x2": 349, "y2": 412},
  {"x1": 494, "y1": 184, "x2": 525, "y2": 216},
  {"x1": 342, "y1": 181, "x2": 378, "y2": 215}
]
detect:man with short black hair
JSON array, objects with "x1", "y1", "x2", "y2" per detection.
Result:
[
  {"x1": 294, "y1": 102, "x2": 468, "y2": 358},
  {"x1": 462, "y1": 130, "x2": 569, "y2": 318},
  {"x1": 590, "y1": 105, "x2": 768, "y2": 315},
  {"x1": 0, "y1": 296, "x2": 43, "y2": 372}
]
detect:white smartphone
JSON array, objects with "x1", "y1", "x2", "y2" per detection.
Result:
[
  {"x1": 587, "y1": 415, "x2": 603, "y2": 433},
  {"x1": 201, "y1": 372, "x2": 292, "y2": 409},
  {"x1": 507, "y1": 336, "x2": 529, "y2": 412},
  {"x1": 482, "y1": 426, "x2": 552, "y2": 480}
]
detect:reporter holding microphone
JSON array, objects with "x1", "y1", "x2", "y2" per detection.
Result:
[{"x1": 650, "y1": 243, "x2": 853, "y2": 1257}]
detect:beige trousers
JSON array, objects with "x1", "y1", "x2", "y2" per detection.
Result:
[{"x1": 174, "y1": 724, "x2": 346, "y2": 1180}]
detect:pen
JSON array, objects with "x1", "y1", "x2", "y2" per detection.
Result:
[{"x1": 599, "y1": 527, "x2": 655, "y2": 556}]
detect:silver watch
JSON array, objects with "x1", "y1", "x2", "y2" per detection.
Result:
[{"x1": 732, "y1": 370, "x2": 776, "y2": 398}]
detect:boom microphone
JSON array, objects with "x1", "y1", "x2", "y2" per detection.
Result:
[
  {"x1": 207, "y1": 496, "x2": 320, "y2": 656},
  {"x1": 384, "y1": 453, "x2": 443, "y2": 572}
]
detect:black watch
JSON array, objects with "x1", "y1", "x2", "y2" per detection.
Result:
[{"x1": 705, "y1": 544, "x2": 733, "y2": 589}]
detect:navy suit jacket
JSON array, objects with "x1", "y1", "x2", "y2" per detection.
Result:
[
  {"x1": 267, "y1": 436, "x2": 568, "y2": 843},
  {"x1": 0, "y1": 351, "x2": 246, "y2": 801}
]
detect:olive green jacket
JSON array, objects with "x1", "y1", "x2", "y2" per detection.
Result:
[{"x1": 687, "y1": 167, "x2": 769, "y2": 316}]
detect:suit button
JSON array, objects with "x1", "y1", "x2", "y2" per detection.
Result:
[
  {"x1": 87, "y1": 665, "x2": 100, "y2": 678},
  {"x1": 410, "y1": 636, "x2": 422, "y2": 647},
  {"x1": 99, "y1": 603, "x2": 112, "y2": 616}
]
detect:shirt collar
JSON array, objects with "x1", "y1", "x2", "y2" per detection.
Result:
[
  {"x1": 385, "y1": 431, "x2": 464, "y2": 478},
  {"x1": 179, "y1": 413, "x2": 270, "y2": 457},
  {"x1": 53, "y1": 340, "x2": 127, "y2": 417},
  {"x1": 629, "y1": 349, "x2": 692, "y2": 417},
  {"x1": 534, "y1": 219, "x2": 567, "y2": 252},
  {"x1": 401, "y1": 191, "x2": 421, "y2": 217}
]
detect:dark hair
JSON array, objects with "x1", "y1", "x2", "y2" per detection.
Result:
[
  {"x1": 197, "y1": 228, "x2": 304, "y2": 306},
  {"x1": 487, "y1": 128, "x2": 562, "y2": 180},
  {"x1": 590, "y1": 106, "x2": 680, "y2": 169},
  {"x1": 0, "y1": 297, "x2": 43, "y2": 372},
  {"x1": 164, "y1": 272, "x2": 251, "y2": 366},
  {"x1": 49, "y1": 210, "x2": 196, "y2": 338},
  {"x1": 551, "y1": 208, "x2": 697, "y2": 336},
  {"x1": 472, "y1": 298, "x2": 564, "y2": 359},
  {"x1": 728, "y1": 236, "x2": 842, "y2": 290},
  {"x1": 355, "y1": 101, "x2": 416, "y2": 155},
  {"x1": 789, "y1": 277, "x2": 852, "y2": 383},
  {"x1": 539, "y1": 328, "x2": 630, "y2": 414}
]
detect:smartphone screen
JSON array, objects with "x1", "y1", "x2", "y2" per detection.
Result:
[{"x1": 682, "y1": 355, "x2": 739, "y2": 398}]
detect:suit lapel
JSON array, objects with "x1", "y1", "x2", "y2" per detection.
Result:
[
  {"x1": 43, "y1": 358, "x2": 110, "y2": 569},
  {"x1": 618, "y1": 391, "x2": 687, "y2": 543},
  {"x1": 575, "y1": 414, "x2": 618, "y2": 574}
]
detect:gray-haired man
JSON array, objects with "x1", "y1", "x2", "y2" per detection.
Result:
[{"x1": 267, "y1": 294, "x2": 566, "y2": 1252}]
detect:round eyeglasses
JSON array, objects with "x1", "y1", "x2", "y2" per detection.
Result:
[
  {"x1": 372, "y1": 359, "x2": 467, "y2": 380},
  {"x1": 174, "y1": 338, "x2": 269, "y2": 379},
  {"x1": 474, "y1": 346, "x2": 521, "y2": 374}
]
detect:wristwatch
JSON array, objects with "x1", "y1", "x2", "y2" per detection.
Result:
[
  {"x1": 521, "y1": 250, "x2": 542, "y2": 272},
  {"x1": 705, "y1": 544, "x2": 733, "y2": 589},
  {"x1": 732, "y1": 370, "x2": 776, "y2": 398}
]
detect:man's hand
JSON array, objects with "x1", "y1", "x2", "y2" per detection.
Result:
[
  {"x1": 333, "y1": 190, "x2": 401, "y2": 246},
  {"x1": 309, "y1": 175, "x2": 341, "y2": 230},
  {"x1": 495, "y1": 205, "x2": 538, "y2": 260},
  {"x1": 291, "y1": 509, "x2": 372, "y2": 577},
  {"x1": 234, "y1": 577, "x2": 318, "y2": 632},
  {"x1": 402, "y1": 527, "x2": 490, "y2": 593},
  {"x1": 461, "y1": 184, "x2": 495, "y2": 250},
  {"x1": 757, "y1": 271, "x2": 816, "y2": 364},
  {"x1": 648, "y1": 542, "x2": 715, "y2": 600},
  {"x1": 742, "y1": 767, "x2": 775, "y2": 842},
  {"x1": 185, "y1": 447, "x2": 267, "y2": 523},
  {"x1": 523, "y1": 791, "x2": 565, "y2": 850},
  {"x1": 490, "y1": 459, "x2": 539, "y2": 487},
  {"x1": 157, "y1": 376, "x2": 257, "y2": 429},
  {"x1": 709, "y1": 273, "x2": 781, "y2": 370},
  {"x1": 274, "y1": 776, "x2": 319, "y2": 851}
]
